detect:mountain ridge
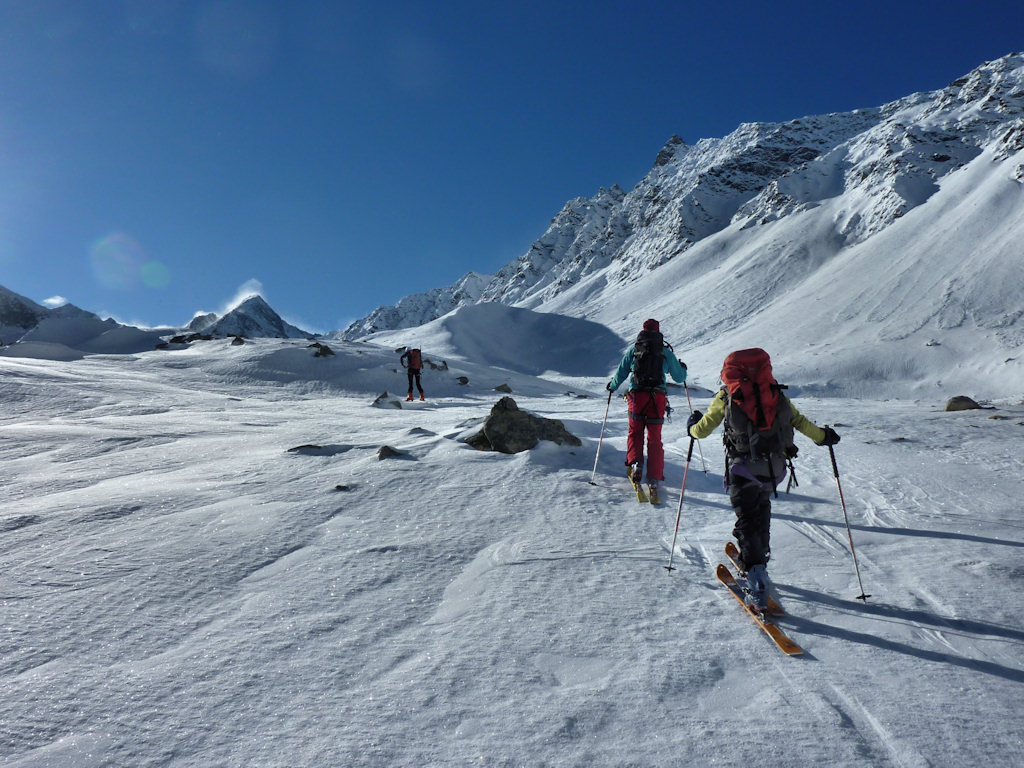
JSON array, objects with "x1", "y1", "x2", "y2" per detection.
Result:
[
  {"x1": 342, "y1": 52, "x2": 1024, "y2": 358},
  {"x1": 0, "y1": 288, "x2": 312, "y2": 355}
]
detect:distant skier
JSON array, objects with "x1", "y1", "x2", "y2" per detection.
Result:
[
  {"x1": 606, "y1": 319, "x2": 688, "y2": 499},
  {"x1": 686, "y1": 348, "x2": 839, "y2": 601},
  {"x1": 400, "y1": 347, "x2": 425, "y2": 401}
]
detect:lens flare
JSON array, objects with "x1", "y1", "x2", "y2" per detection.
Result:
[
  {"x1": 90, "y1": 232, "x2": 145, "y2": 290},
  {"x1": 141, "y1": 260, "x2": 171, "y2": 288},
  {"x1": 89, "y1": 232, "x2": 170, "y2": 291}
]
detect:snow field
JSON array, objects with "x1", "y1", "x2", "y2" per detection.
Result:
[{"x1": 2, "y1": 340, "x2": 1023, "y2": 767}]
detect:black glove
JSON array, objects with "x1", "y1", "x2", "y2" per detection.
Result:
[
  {"x1": 606, "y1": 381, "x2": 615, "y2": 392},
  {"x1": 785, "y1": 444, "x2": 799, "y2": 459},
  {"x1": 818, "y1": 426, "x2": 840, "y2": 446},
  {"x1": 686, "y1": 410, "x2": 703, "y2": 429}
]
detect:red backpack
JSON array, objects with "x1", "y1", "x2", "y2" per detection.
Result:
[
  {"x1": 720, "y1": 348, "x2": 780, "y2": 429},
  {"x1": 406, "y1": 348, "x2": 422, "y2": 369}
]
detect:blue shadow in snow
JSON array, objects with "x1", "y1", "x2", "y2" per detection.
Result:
[
  {"x1": 440, "y1": 304, "x2": 626, "y2": 377},
  {"x1": 777, "y1": 584, "x2": 1024, "y2": 683}
]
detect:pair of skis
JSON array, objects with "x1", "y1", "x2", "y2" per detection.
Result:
[
  {"x1": 716, "y1": 542, "x2": 803, "y2": 656},
  {"x1": 622, "y1": 473, "x2": 801, "y2": 654},
  {"x1": 627, "y1": 468, "x2": 660, "y2": 505}
]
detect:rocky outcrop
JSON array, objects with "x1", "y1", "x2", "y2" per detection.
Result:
[
  {"x1": 308, "y1": 342, "x2": 335, "y2": 357},
  {"x1": 945, "y1": 395, "x2": 983, "y2": 411},
  {"x1": 466, "y1": 397, "x2": 582, "y2": 454}
]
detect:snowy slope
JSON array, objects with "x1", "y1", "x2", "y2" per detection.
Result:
[
  {"x1": 2, "y1": 337, "x2": 1022, "y2": 767},
  {"x1": 363, "y1": 302, "x2": 628, "y2": 377},
  {"x1": 343, "y1": 54, "x2": 1024, "y2": 400}
]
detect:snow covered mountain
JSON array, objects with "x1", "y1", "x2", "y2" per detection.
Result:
[
  {"x1": 342, "y1": 53, "x2": 1024, "y2": 399},
  {"x1": 187, "y1": 294, "x2": 311, "y2": 339},
  {"x1": 339, "y1": 270, "x2": 492, "y2": 339},
  {"x1": 0, "y1": 286, "x2": 85, "y2": 343},
  {"x1": 0, "y1": 287, "x2": 311, "y2": 358}
]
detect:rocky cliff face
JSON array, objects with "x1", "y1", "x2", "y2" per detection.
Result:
[{"x1": 343, "y1": 53, "x2": 1024, "y2": 338}]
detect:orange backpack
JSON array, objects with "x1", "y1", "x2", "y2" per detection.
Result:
[{"x1": 720, "y1": 348, "x2": 780, "y2": 429}]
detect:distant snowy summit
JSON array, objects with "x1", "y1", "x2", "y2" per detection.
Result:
[
  {"x1": 342, "y1": 52, "x2": 1024, "y2": 338},
  {"x1": 0, "y1": 286, "x2": 311, "y2": 358},
  {"x1": 339, "y1": 271, "x2": 493, "y2": 339},
  {"x1": 0, "y1": 285, "x2": 112, "y2": 345},
  {"x1": 186, "y1": 295, "x2": 310, "y2": 339}
]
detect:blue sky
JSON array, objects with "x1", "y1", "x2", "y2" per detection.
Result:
[{"x1": 1, "y1": 1, "x2": 1021, "y2": 332}]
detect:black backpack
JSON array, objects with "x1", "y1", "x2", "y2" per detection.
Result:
[{"x1": 632, "y1": 330, "x2": 666, "y2": 390}]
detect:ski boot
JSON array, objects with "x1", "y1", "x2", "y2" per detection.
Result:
[
  {"x1": 746, "y1": 564, "x2": 769, "y2": 609},
  {"x1": 405, "y1": 393, "x2": 414, "y2": 402},
  {"x1": 419, "y1": 392, "x2": 425, "y2": 401},
  {"x1": 647, "y1": 480, "x2": 660, "y2": 505}
]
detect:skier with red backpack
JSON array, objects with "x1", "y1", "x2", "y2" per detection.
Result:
[
  {"x1": 686, "y1": 348, "x2": 839, "y2": 601},
  {"x1": 606, "y1": 319, "x2": 688, "y2": 502},
  {"x1": 400, "y1": 347, "x2": 425, "y2": 401}
]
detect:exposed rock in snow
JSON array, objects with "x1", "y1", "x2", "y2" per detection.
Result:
[{"x1": 465, "y1": 396, "x2": 582, "y2": 453}]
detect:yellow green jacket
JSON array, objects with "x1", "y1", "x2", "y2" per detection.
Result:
[{"x1": 690, "y1": 389, "x2": 826, "y2": 445}]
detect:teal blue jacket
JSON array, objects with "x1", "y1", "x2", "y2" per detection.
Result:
[{"x1": 608, "y1": 346, "x2": 687, "y2": 393}]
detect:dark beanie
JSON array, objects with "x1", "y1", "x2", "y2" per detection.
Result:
[{"x1": 643, "y1": 318, "x2": 660, "y2": 332}]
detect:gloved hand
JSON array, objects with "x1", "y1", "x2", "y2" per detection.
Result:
[
  {"x1": 686, "y1": 410, "x2": 703, "y2": 429},
  {"x1": 606, "y1": 381, "x2": 615, "y2": 392},
  {"x1": 818, "y1": 426, "x2": 840, "y2": 446},
  {"x1": 785, "y1": 444, "x2": 799, "y2": 459}
]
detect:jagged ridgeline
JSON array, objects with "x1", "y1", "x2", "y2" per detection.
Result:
[
  {"x1": 340, "y1": 53, "x2": 1024, "y2": 345},
  {"x1": 0, "y1": 288, "x2": 312, "y2": 355}
]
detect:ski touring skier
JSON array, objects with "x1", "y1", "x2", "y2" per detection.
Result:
[
  {"x1": 400, "y1": 347, "x2": 425, "y2": 401},
  {"x1": 606, "y1": 319, "x2": 688, "y2": 502},
  {"x1": 686, "y1": 348, "x2": 839, "y2": 603}
]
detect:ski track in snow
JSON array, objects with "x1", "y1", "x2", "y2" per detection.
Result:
[{"x1": 2, "y1": 342, "x2": 1023, "y2": 767}]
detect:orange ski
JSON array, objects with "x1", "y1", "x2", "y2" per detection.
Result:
[{"x1": 716, "y1": 563, "x2": 803, "y2": 656}]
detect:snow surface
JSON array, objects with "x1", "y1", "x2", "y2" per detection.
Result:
[{"x1": 3, "y1": 323, "x2": 1023, "y2": 767}]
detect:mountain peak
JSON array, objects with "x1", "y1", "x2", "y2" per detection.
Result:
[
  {"x1": 654, "y1": 135, "x2": 687, "y2": 167},
  {"x1": 233, "y1": 294, "x2": 273, "y2": 312},
  {"x1": 196, "y1": 294, "x2": 310, "y2": 339}
]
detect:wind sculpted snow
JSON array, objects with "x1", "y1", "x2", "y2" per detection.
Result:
[{"x1": 2, "y1": 338, "x2": 1023, "y2": 767}]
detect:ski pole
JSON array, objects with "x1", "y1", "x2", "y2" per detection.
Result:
[
  {"x1": 665, "y1": 436, "x2": 695, "y2": 572},
  {"x1": 589, "y1": 389, "x2": 613, "y2": 485},
  {"x1": 683, "y1": 383, "x2": 708, "y2": 473},
  {"x1": 826, "y1": 432, "x2": 871, "y2": 602}
]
